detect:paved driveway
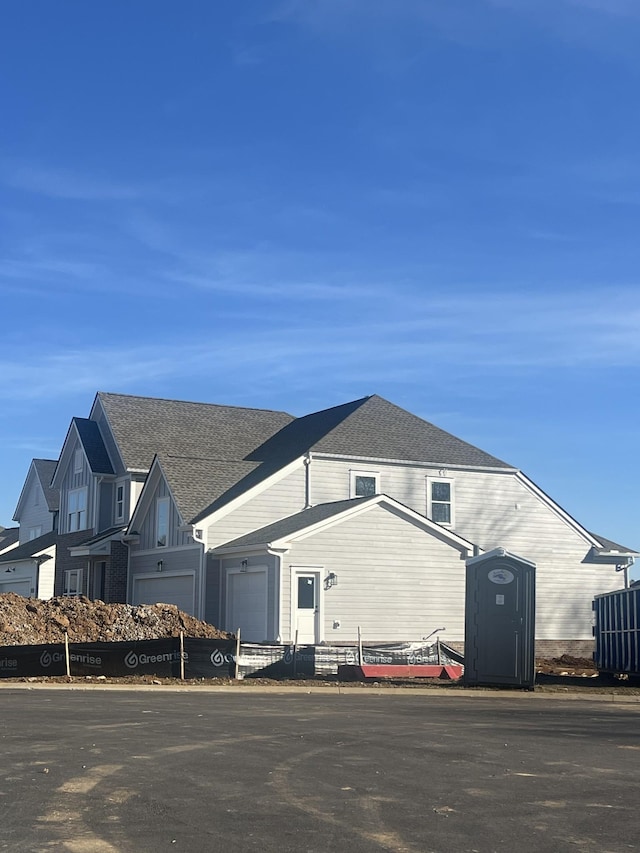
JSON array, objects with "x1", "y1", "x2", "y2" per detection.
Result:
[{"x1": 0, "y1": 688, "x2": 638, "y2": 852}]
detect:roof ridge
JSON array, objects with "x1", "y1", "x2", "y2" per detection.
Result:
[{"x1": 97, "y1": 391, "x2": 292, "y2": 417}]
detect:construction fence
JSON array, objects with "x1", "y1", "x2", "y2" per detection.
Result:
[{"x1": 0, "y1": 637, "x2": 463, "y2": 680}]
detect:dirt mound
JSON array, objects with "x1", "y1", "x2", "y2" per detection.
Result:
[
  {"x1": 536, "y1": 654, "x2": 597, "y2": 675},
  {"x1": 0, "y1": 593, "x2": 231, "y2": 645}
]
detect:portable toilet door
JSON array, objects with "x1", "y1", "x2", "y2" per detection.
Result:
[{"x1": 464, "y1": 549, "x2": 536, "y2": 688}]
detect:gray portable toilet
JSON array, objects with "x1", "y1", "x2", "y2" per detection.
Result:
[{"x1": 464, "y1": 549, "x2": 536, "y2": 688}]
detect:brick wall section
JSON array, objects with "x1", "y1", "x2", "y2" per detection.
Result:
[
  {"x1": 104, "y1": 540, "x2": 128, "y2": 604},
  {"x1": 54, "y1": 531, "x2": 96, "y2": 597}
]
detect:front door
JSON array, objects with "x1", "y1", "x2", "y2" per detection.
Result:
[{"x1": 294, "y1": 572, "x2": 320, "y2": 644}]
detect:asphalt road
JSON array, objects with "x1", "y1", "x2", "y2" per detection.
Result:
[{"x1": 0, "y1": 688, "x2": 639, "y2": 853}]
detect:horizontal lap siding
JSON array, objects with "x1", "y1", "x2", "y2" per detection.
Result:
[
  {"x1": 453, "y1": 472, "x2": 623, "y2": 640},
  {"x1": 18, "y1": 478, "x2": 54, "y2": 543},
  {"x1": 282, "y1": 504, "x2": 466, "y2": 644},
  {"x1": 209, "y1": 467, "x2": 306, "y2": 547},
  {"x1": 310, "y1": 459, "x2": 622, "y2": 641}
]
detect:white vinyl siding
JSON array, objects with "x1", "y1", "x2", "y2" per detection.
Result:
[
  {"x1": 207, "y1": 466, "x2": 306, "y2": 548},
  {"x1": 279, "y1": 503, "x2": 466, "y2": 644},
  {"x1": 17, "y1": 475, "x2": 54, "y2": 544},
  {"x1": 307, "y1": 457, "x2": 623, "y2": 641}
]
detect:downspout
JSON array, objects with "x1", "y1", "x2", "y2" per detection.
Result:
[{"x1": 304, "y1": 453, "x2": 312, "y2": 509}]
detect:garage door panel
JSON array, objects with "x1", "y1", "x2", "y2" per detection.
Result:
[
  {"x1": 0, "y1": 580, "x2": 31, "y2": 597},
  {"x1": 228, "y1": 572, "x2": 267, "y2": 642},
  {"x1": 133, "y1": 575, "x2": 195, "y2": 616}
]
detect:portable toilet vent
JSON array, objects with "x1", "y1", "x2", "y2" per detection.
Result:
[{"x1": 464, "y1": 549, "x2": 536, "y2": 688}]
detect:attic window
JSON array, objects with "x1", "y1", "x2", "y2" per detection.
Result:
[
  {"x1": 350, "y1": 471, "x2": 379, "y2": 498},
  {"x1": 73, "y1": 449, "x2": 83, "y2": 474},
  {"x1": 156, "y1": 497, "x2": 169, "y2": 548}
]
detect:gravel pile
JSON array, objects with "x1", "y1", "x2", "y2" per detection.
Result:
[{"x1": 0, "y1": 593, "x2": 231, "y2": 645}]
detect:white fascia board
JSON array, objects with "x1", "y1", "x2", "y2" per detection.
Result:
[
  {"x1": 310, "y1": 452, "x2": 517, "y2": 474},
  {"x1": 270, "y1": 494, "x2": 474, "y2": 555},
  {"x1": 515, "y1": 472, "x2": 601, "y2": 547},
  {"x1": 466, "y1": 547, "x2": 535, "y2": 568},
  {"x1": 195, "y1": 456, "x2": 305, "y2": 527}
]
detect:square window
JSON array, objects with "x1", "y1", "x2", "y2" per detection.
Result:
[{"x1": 350, "y1": 471, "x2": 379, "y2": 498}]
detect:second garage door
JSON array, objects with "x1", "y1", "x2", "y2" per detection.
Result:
[
  {"x1": 133, "y1": 574, "x2": 195, "y2": 616},
  {"x1": 227, "y1": 571, "x2": 267, "y2": 642}
]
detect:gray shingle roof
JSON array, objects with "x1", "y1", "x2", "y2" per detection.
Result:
[
  {"x1": 158, "y1": 456, "x2": 259, "y2": 526},
  {"x1": 215, "y1": 498, "x2": 370, "y2": 549},
  {"x1": 184, "y1": 394, "x2": 512, "y2": 523},
  {"x1": 97, "y1": 393, "x2": 294, "y2": 473},
  {"x1": 73, "y1": 418, "x2": 115, "y2": 475},
  {"x1": 0, "y1": 531, "x2": 56, "y2": 564},
  {"x1": 309, "y1": 395, "x2": 512, "y2": 468},
  {"x1": 0, "y1": 527, "x2": 19, "y2": 552},
  {"x1": 590, "y1": 532, "x2": 639, "y2": 554},
  {"x1": 33, "y1": 459, "x2": 59, "y2": 511}
]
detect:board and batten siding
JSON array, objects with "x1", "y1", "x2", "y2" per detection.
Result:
[
  {"x1": 281, "y1": 503, "x2": 467, "y2": 644},
  {"x1": 309, "y1": 458, "x2": 622, "y2": 641},
  {"x1": 59, "y1": 437, "x2": 94, "y2": 534},
  {"x1": 135, "y1": 478, "x2": 192, "y2": 550},
  {"x1": 207, "y1": 466, "x2": 306, "y2": 548},
  {"x1": 17, "y1": 477, "x2": 54, "y2": 543}
]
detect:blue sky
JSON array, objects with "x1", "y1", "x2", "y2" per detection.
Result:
[{"x1": 1, "y1": 1, "x2": 639, "y2": 573}]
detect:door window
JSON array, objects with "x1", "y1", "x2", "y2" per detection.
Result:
[{"x1": 297, "y1": 576, "x2": 315, "y2": 609}]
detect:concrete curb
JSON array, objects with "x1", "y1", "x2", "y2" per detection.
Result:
[{"x1": 1, "y1": 681, "x2": 639, "y2": 702}]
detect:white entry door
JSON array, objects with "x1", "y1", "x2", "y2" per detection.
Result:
[{"x1": 293, "y1": 572, "x2": 320, "y2": 644}]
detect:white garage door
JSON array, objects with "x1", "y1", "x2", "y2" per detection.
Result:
[
  {"x1": 0, "y1": 579, "x2": 31, "y2": 597},
  {"x1": 133, "y1": 575, "x2": 195, "y2": 616},
  {"x1": 227, "y1": 571, "x2": 267, "y2": 642}
]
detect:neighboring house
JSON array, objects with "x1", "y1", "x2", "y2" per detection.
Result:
[
  {"x1": 0, "y1": 532, "x2": 56, "y2": 598},
  {"x1": 50, "y1": 394, "x2": 292, "y2": 602},
  {"x1": 119, "y1": 393, "x2": 637, "y2": 657},
  {"x1": 0, "y1": 459, "x2": 61, "y2": 599},
  {"x1": 0, "y1": 526, "x2": 20, "y2": 555},
  {"x1": 12, "y1": 459, "x2": 59, "y2": 543}
]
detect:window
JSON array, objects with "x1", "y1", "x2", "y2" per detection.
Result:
[
  {"x1": 28, "y1": 526, "x2": 42, "y2": 541},
  {"x1": 350, "y1": 470, "x2": 379, "y2": 498},
  {"x1": 73, "y1": 448, "x2": 83, "y2": 473},
  {"x1": 427, "y1": 478, "x2": 454, "y2": 526},
  {"x1": 68, "y1": 487, "x2": 87, "y2": 532},
  {"x1": 156, "y1": 497, "x2": 169, "y2": 547},
  {"x1": 63, "y1": 569, "x2": 82, "y2": 597},
  {"x1": 115, "y1": 484, "x2": 125, "y2": 522}
]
